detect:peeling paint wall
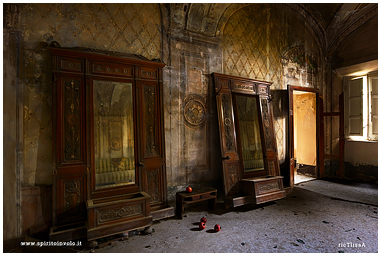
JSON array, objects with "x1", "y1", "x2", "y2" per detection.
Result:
[
  {"x1": 4, "y1": 3, "x2": 338, "y2": 240},
  {"x1": 4, "y1": 3, "x2": 163, "y2": 239},
  {"x1": 222, "y1": 4, "x2": 322, "y2": 161},
  {"x1": 330, "y1": 15, "x2": 378, "y2": 180},
  {"x1": 19, "y1": 3, "x2": 163, "y2": 187},
  {"x1": 163, "y1": 7, "x2": 223, "y2": 196},
  {"x1": 3, "y1": 24, "x2": 22, "y2": 241}
]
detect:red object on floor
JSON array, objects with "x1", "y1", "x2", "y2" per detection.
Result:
[{"x1": 214, "y1": 224, "x2": 221, "y2": 232}]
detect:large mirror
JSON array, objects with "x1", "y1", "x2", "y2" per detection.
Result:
[
  {"x1": 93, "y1": 80, "x2": 135, "y2": 189},
  {"x1": 234, "y1": 95, "x2": 265, "y2": 174},
  {"x1": 213, "y1": 72, "x2": 285, "y2": 208}
]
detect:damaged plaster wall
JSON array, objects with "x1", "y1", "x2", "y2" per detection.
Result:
[
  {"x1": 20, "y1": 3, "x2": 162, "y2": 187},
  {"x1": 330, "y1": 15, "x2": 378, "y2": 181},
  {"x1": 164, "y1": 3, "x2": 324, "y2": 195},
  {"x1": 5, "y1": 3, "x2": 329, "y2": 239},
  {"x1": 3, "y1": 4, "x2": 22, "y2": 240},
  {"x1": 4, "y1": 3, "x2": 163, "y2": 238},
  {"x1": 221, "y1": 4, "x2": 322, "y2": 162},
  {"x1": 163, "y1": 4, "x2": 223, "y2": 197}
]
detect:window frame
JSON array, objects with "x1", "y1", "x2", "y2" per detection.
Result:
[
  {"x1": 344, "y1": 71, "x2": 378, "y2": 142},
  {"x1": 368, "y1": 72, "x2": 378, "y2": 141}
]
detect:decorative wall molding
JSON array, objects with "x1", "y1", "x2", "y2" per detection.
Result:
[{"x1": 184, "y1": 94, "x2": 206, "y2": 127}]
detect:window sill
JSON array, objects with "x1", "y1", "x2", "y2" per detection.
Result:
[{"x1": 345, "y1": 138, "x2": 378, "y2": 143}]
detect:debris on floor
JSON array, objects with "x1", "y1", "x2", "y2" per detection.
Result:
[{"x1": 79, "y1": 180, "x2": 377, "y2": 253}]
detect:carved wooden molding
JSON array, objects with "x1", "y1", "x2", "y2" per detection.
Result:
[
  {"x1": 50, "y1": 42, "x2": 164, "y2": 63},
  {"x1": 260, "y1": 98, "x2": 273, "y2": 150},
  {"x1": 98, "y1": 204, "x2": 142, "y2": 224},
  {"x1": 92, "y1": 63, "x2": 133, "y2": 77},
  {"x1": 64, "y1": 180, "x2": 81, "y2": 215},
  {"x1": 147, "y1": 170, "x2": 160, "y2": 203},
  {"x1": 225, "y1": 162, "x2": 240, "y2": 195},
  {"x1": 233, "y1": 82, "x2": 255, "y2": 92},
  {"x1": 221, "y1": 93, "x2": 235, "y2": 152},
  {"x1": 258, "y1": 181, "x2": 279, "y2": 194},
  {"x1": 144, "y1": 85, "x2": 157, "y2": 157},
  {"x1": 4, "y1": 4, "x2": 19, "y2": 29},
  {"x1": 268, "y1": 161, "x2": 276, "y2": 176},
  {"x1": 64, "y1": 79, "x2": 81, "y2": 162}
]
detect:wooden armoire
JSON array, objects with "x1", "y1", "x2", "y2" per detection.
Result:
[
  {"x1": 49, "y1": 43, "x2": 173, "y2": 241},
  {"x1": 213, "y1": 73, "x2": 286, "y2": 208}
]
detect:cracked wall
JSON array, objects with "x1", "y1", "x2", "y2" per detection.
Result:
[
  {"x1": 19, "y1": 3, "x2": 162, "y2": 187},
  {"x1": 4, "y1": 3, "x2": 327, "y2": 239},
  {"x1": 222, "y1": 4, "x2": 322, "y2": 162}
]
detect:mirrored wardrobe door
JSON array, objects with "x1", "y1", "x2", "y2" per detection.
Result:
[
  {"x1": 93, "y1": 80, "x2": 136, "y2": 189},
  {"x1": 213, "y1": 72, "x2": 286, "y2": 208},
  {"x1": 234, "y1": 94, "x2": 265, "y2": 176}
]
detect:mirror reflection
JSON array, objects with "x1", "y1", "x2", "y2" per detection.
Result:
[
  {"x1": 93, "y1": 80, "x2": 135, "y2": 188},
  {"x1": 235, "y1": 95, "x2": 265, "y2": 172}
]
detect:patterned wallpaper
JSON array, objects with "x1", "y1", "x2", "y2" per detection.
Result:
[
  {"x1": 19, "y1": 3, "x2": 162, "y2": 186},
  {"x1": 223, "y1": 6, "x2": 282, "y2": 88},
  {"x1": 17, "y1": 3, "x2": 321, "y2": 185},
  {"x1": 223, "y1": 4, "x2": 321, "y2": 160},
  {"x1": 21, "y1": 3, "x2": 162, "y2": 58}
]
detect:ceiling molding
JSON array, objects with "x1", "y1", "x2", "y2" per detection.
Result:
[{"x1": 327, "y1": 3, "x2": 378, "y2": 56}]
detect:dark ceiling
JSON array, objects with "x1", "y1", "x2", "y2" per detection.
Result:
[
  {"x1": 303, "y1": 3, "x2": 344, "y2": 29},
  {"x1": 303, "y1": 3, "x2": 371, "y2": 30}
]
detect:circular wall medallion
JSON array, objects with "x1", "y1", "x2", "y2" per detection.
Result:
[
  {"x1": 109, "y1": 137, "x2": 122, "y2": 151},
  {"x1": 184, "y1": 95, "x2": 206, "y2": 126}
]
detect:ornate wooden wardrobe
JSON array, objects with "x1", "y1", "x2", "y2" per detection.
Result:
[
  {"x1": 49, "y1": 44, "x2": 173, "y2": 241},
  {"x1": 213, "y1": 73, "x2": 286, "y2": 208}
]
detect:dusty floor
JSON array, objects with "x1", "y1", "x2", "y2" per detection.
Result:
[
  {"x1": 79, "y1": 178, "x2": 378, "y2": 253},
  {"x1": 294, "y1": 173, "x2": 315, "y2": 184}
]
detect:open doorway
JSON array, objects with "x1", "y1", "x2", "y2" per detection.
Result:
[
  {"x1": 293, "y1": 90, "x2": 317, "y2": 184},
  {"x1": 288, "y1": 86, "x2": 319, "y2": 186}
]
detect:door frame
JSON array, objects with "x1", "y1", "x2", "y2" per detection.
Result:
[
  {"x1": 322, "y1": 93, "x2": 345, "y2": 178},
  {"x1": 287, "y1": 85, "x2": 321, "y2": 188}
]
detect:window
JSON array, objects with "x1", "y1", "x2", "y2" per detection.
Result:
[
  {"x1": 344, "y1": 72, "x2": 378, "y2": 141},
  {"x1": 368, "y1": 75, "x2": 378, "y2": 140}
]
